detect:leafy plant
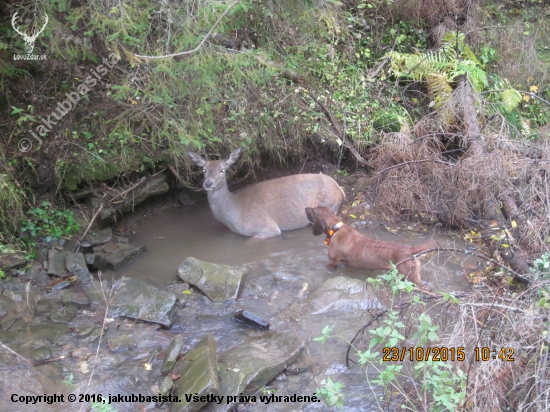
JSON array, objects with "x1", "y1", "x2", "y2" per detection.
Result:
[
  {"x1": 317, "y1": 377, "x2": 345, "y2": 410},
  {"x1": 21, "y1": 201, "x2": 80, "y2": 242},
  {"x1": 315, "y1": 265, "x2": 466, "y2": 411}
]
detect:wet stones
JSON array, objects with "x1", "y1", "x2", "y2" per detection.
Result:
[
  {"x1": 108, "y1": 278, "x2": 176, "y2": 328},
  {"x1": 160, "y1": 335, "x2": 185, "y2": 377},
  {"x1": 309, "y1": 276, "x2": 383, "y2": 315},
  {"x1": 47, "y1": 250, "x2": 92, "y2": 285},
  {"x1": 0, "y1": 253, "x2": 26, "y2": 271},
  {"x1": 172, "y1": 334, "x2": 219, "y2": 412},
  {"x1": 91, "y1": 242, "x2": 146, "y2": 270},
  {"x1": 81, "y1": 226, "x2": 113, "y2": 247},
  {"x1": 233, "y1": 310, "x2": 269, "y2": 330},
  {"x1": 204, "y1": 331, "x2": 304, "y2": 412},
  {"x1": 61, "y1": 285, "x2": 91, "y2": 307},
  {"x1": 177, "y1": 257, "x2": 244, "y2": 302}
]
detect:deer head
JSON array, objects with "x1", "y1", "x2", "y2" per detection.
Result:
[{"x1": 12, "y1": 11, "x2": 49, "y2": 54}]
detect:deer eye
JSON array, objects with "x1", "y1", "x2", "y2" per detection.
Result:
[
  {"x1": 221, "y1": 169, "x2": 226, "y2": 173},
  {"x1": 202, "y1": 169, "x2": 206, "y2": 172}
]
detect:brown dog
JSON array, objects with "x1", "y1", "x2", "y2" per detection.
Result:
[{"x1": 305, "y1": 206, "x2": 434, "y2": 290}]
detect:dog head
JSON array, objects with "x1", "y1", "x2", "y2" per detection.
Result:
[{"x1": 305, "y1": 207, "x2": 326, "y2": 236}]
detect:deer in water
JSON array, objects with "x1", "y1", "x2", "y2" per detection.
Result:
[{"x1": 188, "y1": 147, "x2": 345, "y2": 238}]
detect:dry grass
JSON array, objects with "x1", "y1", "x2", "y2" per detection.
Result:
[
  {"x1": 364, "y1": 84, "x2": 550, "y2": 262},
  {"x1": 443, "y1": 284, "x2": 550, "y2": 411}
]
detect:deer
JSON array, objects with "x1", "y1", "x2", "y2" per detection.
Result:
[
  {"x1": 12, "y1": 11, "x2": 49, "y2": 54},
  {"x1": 188, "y1": 147, "x2": 345, "y2": 238}
]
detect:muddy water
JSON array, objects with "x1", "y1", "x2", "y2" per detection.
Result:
[
  {"x1": 124, "y1": 202, "x2": 472, "y2": 292},
  {"x1": 115, "y1": 202, "x2": 473, "y2": 411}
]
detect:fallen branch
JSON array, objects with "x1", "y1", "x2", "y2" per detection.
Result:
[
  {"x1": 305, "y1": 89, "x2": 370, "y2": 166},
  {"x1": 168, "y1": 164, "x2": 186, "y2": 186},
  {"x1": 134, "y1": 0, "x2": 239, "y2": 60},
  {"x1": 109, "y1": 177, "x2": 146, "y2": 203},
  {"x1": 74, "y1": 203, "x2": 104, "y2": 254}
]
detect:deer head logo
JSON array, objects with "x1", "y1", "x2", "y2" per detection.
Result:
[{"x1": 12, "y1": 11, "x2": 49, "y2": 54}]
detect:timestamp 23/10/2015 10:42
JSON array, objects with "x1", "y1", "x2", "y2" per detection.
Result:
[{"x1": 382, "y1": 346, "x2": 515, "y2": 362}]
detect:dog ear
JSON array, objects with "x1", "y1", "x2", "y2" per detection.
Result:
[
  {"x1": 312, "y1": 218, "x2": 325, "y2": 236},
  {"x1": 305, "y1": 207, "x2": 315, "y2": 223}
]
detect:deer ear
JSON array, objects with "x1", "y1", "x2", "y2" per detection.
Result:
[
  {"x1": 188, "y1": 151, "x2": 207, "y2": 167},
  {"x1": 225, "y1": 147, "x2": 244, "y2": 166}
]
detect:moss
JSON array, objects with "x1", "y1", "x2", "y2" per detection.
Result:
[{"x1": 63, "y1": 161, "x2": 123, "y2": 190}]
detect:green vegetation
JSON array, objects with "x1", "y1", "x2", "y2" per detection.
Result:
[
  {"x1": 21, "y1": 201, "x2": 80, "y2": 242},
  {"x1": 315, "y1": 266, "x2": 466, "y2": 411},
  {"x1": 0, "y1": 2, "x2": 549, "y2": 408}
]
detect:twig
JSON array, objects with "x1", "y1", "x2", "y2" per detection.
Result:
[
  {"x1": 109, "y1": 177, "x2": 146, "y2": 203},
  {"x1": 74, "y1": 203, "x2": 104, "y2": 253},
  {"x1": 168, "y1": 164, "x2": 186, "y2": 186},
  {"x1": 458, "y1": 301, "x2": 526, "y2": 313},
  {"x1": 134, "y1": 0, "x2": 239, "y2": 60},
  {"x1": 366, "y1": 33, "x2": 399, "y2": 80},
  {"x1": 0, "y1": 341, "x2": 33, "y2": 367},
  {"x1": 305, "y1": 88, "x2": 370, "y2": 166}
]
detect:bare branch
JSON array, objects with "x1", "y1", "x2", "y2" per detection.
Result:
[{"x1": 133, "y1": 0, "x2": 239, "y2": 60}]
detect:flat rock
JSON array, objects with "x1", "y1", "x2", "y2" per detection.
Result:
[
  {"x1": 92, "y1": 242, "x2": 146, "y2": 270},
  {"x1": 71, "y1": 346, "x2": 94, "y2": 360},
  {"x1": 160, "y1": 334, "x2": 185, "y2": 377},
  {"x1": 48, "y1": 250, "x2": 70, "y2": 276},
  {"x1": 88, "y1": 173, "x2": 169, "y2": 228},
  {"x1": 65, "y1": 252, "x2": 92, "y2": 285},
  {"x1": 108, "y1": 334, "x2": 138, "y2": 351},
  {"x1": 1, "y1": 323, "x2": 70, "y2": 351},
  {"x1": 309, "y1": 276, "x2": 383, "y2": 315},
  {"x1": 0, "y1": 253, "x2": 26, "y2": 270},
  {"x1": 47, "y1": 250, "x2": 92, "y2": 285},
  {"x1": 203, "y1": 331, "x2": 304, "y2": 412},
  {"x1": 177, "y1": 257, "x2": 244, "y2": 301},
  {"x1": 61, "y1": 285, "x2": 91, "y2": 306},
  {"x1": 108, "y1": 278, "x2": 176, "y2": 328},
  {"x1": 172, "y1": 334, "x2": 219, "y2": 412},
  {"x1": 51, "y1": 305, "x2": 78, "y2": 323},
  {"x1": 82, "y1": 226, "x2": 113, "y2": 247}
]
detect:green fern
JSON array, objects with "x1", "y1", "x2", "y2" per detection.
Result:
[
  {"x1": 501, "y1": 89, "x2": 522, "y2": 112},
  {"x1": 387, "y1": 30, "x2": 526, "y2": 132}
]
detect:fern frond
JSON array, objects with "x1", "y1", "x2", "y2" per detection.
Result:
[
  {"x1": 462, "y1": 45, "x2": 481, "y2": 67},
  {"x1": 467, "y1": 66, "x2": 488, "y2": 92},
  {"x1": 500, "y1": 89, "x2": 522, "y2": 112},
  {"x1": 440, "y1": 31, "x2": 466, "y2": 60},
  {"x1": 427, "y1": 72, "x2": 453, "y2": 108}
]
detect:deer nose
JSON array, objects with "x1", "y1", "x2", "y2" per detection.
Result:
[{"x1": 204, "y1": 179, "x2": 214, "y2": 189}]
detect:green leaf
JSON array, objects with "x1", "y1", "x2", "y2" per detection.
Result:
[{"x1": 501, "y1": 89, "x2": 522, "y2": 112}]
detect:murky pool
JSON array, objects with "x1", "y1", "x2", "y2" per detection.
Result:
[{"x1": 116, "y1": 202, "x2": 474, "y2": 411}]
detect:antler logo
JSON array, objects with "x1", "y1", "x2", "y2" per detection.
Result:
[{"x1": 12, "y1": 11, "x2": 49, "y2": 54}]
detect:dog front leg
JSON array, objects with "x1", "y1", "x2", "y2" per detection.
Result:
[{"x1": 327, "y1": 251, "x2": 341, "y2": 270}]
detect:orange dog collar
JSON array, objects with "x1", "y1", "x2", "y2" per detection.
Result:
[{"x1": 324, "y1": 222, "x2": 344, "y2": 246}]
